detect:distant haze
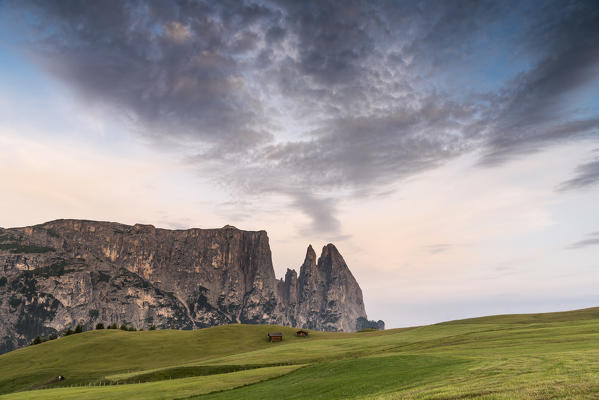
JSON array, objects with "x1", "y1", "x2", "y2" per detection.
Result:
[{"x1": 0, "y1": 0, "x2": 598, "y2": 327}]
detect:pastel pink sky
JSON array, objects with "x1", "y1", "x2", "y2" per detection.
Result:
[{"x1": 1, "y1": 1, "x2": 598, "y2": 327}]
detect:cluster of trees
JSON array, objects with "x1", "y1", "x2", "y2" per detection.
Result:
[
  {"x1": 31, "y1": 333, "x2": 58, "y2": 345},
  {"x1": 356, "y1": 317, "x2": 385, "y2": 331},
  {"x1": 99, "y1": 323, "x2": 156, "y2": 331},
  {"x1": 98, "y1": 322, "x2": 157, "y2": 331},
  {"x1": 64, "y1": 324, "x2": 84, "y2": 336},
  {"x1": 31, "y1": 324, "x2": 83, "y2": 345},
  {"x1": 120, "y1": 324, "x2": 139, "y2": 331}
]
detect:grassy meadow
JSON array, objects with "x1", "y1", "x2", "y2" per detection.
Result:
[{"x1": 1, "y1": 308, "x2": 599, "y2": 399}]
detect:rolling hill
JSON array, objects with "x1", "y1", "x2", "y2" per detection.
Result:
[{"x1": 1, "y1": 307, "x2": 599, "y2": 399}]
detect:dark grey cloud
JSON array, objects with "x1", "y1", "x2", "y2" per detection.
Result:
[
  {"x1": 261, "y1": 96, "x2": 479, "y2": 188},
  {"x1": 567, "y1": 232, "x2": 599, "y2": 250},
  {"x1": 559, "y1": 156, "x2": 599, "y2": 191},
  {"x1": 15, "y1": 0, "x2": 281, "y2": 147},
  {"x1": 290, "y1": 191, "x2": 340, "y2": 235},
  {"x1": 3, "y1": 0, "x2": 599, "y2": 235},
  {"x1": 480, "y1": 1, "x2": 599, "y2": 165}
]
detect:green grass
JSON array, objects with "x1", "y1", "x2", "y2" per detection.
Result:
[
  {"x1": 197, "y1": 355, "x2": 473, "y2": 400},
  {"x1": 0, "y1": 365, "x2": 303, "y2": 400},
  {"x1": 111, "y1": 364, "x2": 292, "y2": 384},
  {"x1": 0, "y1": 324, "x2": 336, "y2": 394},
  {"x1": 2, "y1": 307, "x2": 599, "y2": 399}
]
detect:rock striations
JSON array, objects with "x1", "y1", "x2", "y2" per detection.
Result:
[{"x1": 0, "y1": 219, "x2": 376, "y2": 353}]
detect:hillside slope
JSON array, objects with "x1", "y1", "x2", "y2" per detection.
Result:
[{"x1": 1, "y1": 307, "x2": 599, "y2": 399}]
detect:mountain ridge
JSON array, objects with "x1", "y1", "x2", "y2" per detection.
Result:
[{"x1": 0, "y1": 219, "x2": 381, "y2": 353}]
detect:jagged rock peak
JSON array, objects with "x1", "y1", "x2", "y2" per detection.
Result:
[
  {"x1": 324, "y1": 242, "x2": 338, "y2": 252},
  {"x1": 285, "y1": 268, "x2": 298, "y2": 280},
  {"x1": 300, "y1": 244, "x2": 317, "y2": 270},
  {"x1": 306, "y1": 244, "x2": 316, "y2": 259},
  {"x1": 320, "y1": 243, "x2": 343, "y2": 263}
]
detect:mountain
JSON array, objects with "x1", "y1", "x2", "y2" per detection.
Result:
[
  {"x1": 278, "y1": 244, "x2": 367, "y2": 332},
  {"x1": 0, "y1": 219, "x2": 380, "y2": 353}
]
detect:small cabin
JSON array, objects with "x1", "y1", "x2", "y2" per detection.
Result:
[
  {"x1": 296, "y1": 330, "x2": 309, "y2": 337},
  {"x1": 268, "y1": 332, "x2": 283, "y2": 342}
]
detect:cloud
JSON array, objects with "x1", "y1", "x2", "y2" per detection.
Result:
[
  {"x1": 289, "y1": 190, "x2": 340, "y2": 235},
  {"x1": 559, "y1": 156, "x2": 599, "y2": 191},
  {"x1": 479, "y1": 1, "x2": 599, "y2": 165},
  {"x1": 424, "y1": 244, "x2": 452, "y2": 255},
  {"x1": 163, "y1": 21, "x2": 192, "y2": 44},
  {"x1": 3, "y1": 0, "x2": 599, "y2": 235},
  {"x1": 12, "y1": 0, "x2": 279, "y2": 148},
  {"x1": 567, "y1": 232, "x2": 599, "y2": 249}
]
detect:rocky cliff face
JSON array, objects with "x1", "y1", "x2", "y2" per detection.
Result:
[
  {"x1": 277, "y1": 244, "x2": 366, "y2": 332},
  {"x1": 0, "y1": 219, "x2": 373, "y2": 353}
]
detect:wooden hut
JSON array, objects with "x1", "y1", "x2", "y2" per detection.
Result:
[
  {"x1": 268, "y1": 332, "x2": 283, "y2": 342},
  {"x1": 296, "y1": 330, "x2": 309, "y2": 337}
]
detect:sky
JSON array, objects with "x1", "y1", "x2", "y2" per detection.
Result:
[{"x1": 0, "y1": 0, "x2": 598, "y2": 328}]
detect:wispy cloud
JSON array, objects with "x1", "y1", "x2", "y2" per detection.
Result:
[
  {"x1": 567, "y1": 232, "x2": 599, "y2": 249},
  {"x1": 423, "y1": 243, "x2": 452, "y2": 255},
  {"x1": 559, "y1": 156, "x2": 599, "y2": 191}
]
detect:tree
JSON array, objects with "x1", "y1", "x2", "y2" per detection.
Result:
[
  {"x1": 149, "y1": 325, "x2": 157, "y2": 331},
  {"x1": 110, "y1": 323, "x2": 118, "y2": 329},
  {"x1": 128, "y1": 326, "x2": 137, "y2": 331},
  {"x1": 120, "y1": 324, "x2": 128, "y2": 331},
  {"x1": 74, "y1": 324, "x2": 83, "y2": 334},
  {"x1": 356, "y1": 317, "x2": 385, "y2": 331},
  {"x1": 95, "y1": 323, "x2": 105, "y2": 330},
  {"x1": 32, "y1": 336, "x2": 42, "y2": 345},
  {"x1": 64, "y1": 327, "x2": 74, "y2": 336}
]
